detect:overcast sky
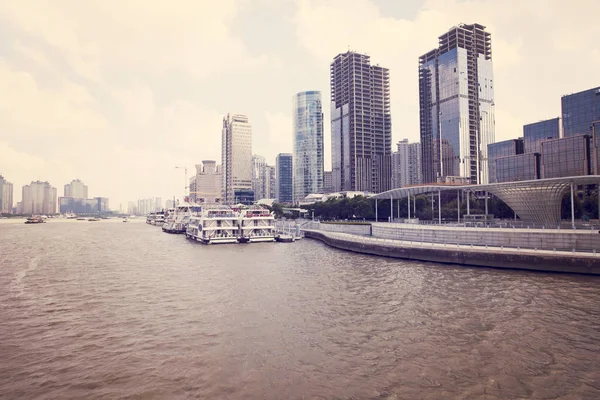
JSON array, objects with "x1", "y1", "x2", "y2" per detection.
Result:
[{"x1": 1, "y1": 0, "x2": 599, "y2": 208}]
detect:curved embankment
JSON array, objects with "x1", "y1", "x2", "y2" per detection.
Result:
[{"x1": 304, "y1": 230, "x2": 600, "y2": 275}]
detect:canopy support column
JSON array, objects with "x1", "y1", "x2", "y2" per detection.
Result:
[
  {"x1": 466, "y1": 191, "x2": 470, "y2": 215},
  {"x1": 438, "y1": 191, "x2": 442, "y2": 224},
  {"x1": 457, "y1": 190, "x2": 460, "y2": 223},
  {"x1": 375, "y1": 199, "x2": 378, "y2": 223},
  {"x1": 408, "y1": 195, "x2": 411, "y2": 219},
  {"x1": 485, "y1": 191, "x2": 489, "y2": 216},
  {"x1": 390, "y1": 196, "x2": 393, "y2": 222},
  {"x1": 571, "y1": 183, "x2": 575, "y2": 229}
]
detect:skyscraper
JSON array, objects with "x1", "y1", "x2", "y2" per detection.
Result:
[
  {"x1": 523, "y1": 118, "x2": 560, "y2": 154},
  {"x1": 22, "y1": 181, "x2": 57, "y2": 215},
  {"x1": 323, "y1": 171, "x2": 334, "y2": 193},
  {"x1": 64, "y1": 179, "x2": 88, "y2": 198},
  {"x1": 330, "y1": 51, "x2": 391, "y2": 193},
  {"x1": 265, "y1": 165, "x2": 276, "y2": 199},
  {"x1": 419, "y1": 23, "x2": 495, "y2": 184},
  {"x1": 222, "y1": 113, "x2": 253, "y2": 204},
  {"x1": 391, "y1": 139, "x2": 422, "y2": 188},
  {"x1": 194, "y1": 161, "x2": 222, "y2": 204},
  {"x1": 252, "y1": 155, "x2": 267, "y2": 200},
  {"x1": 0, "y1": 175, "x2": 13, "y2": 214},
  {"x1": 276, "y1": 153, "x2": 293, "y2": 203},
  {"x1": 293, "y1": 91, "x2": 324, "y2": 201},
  {"x1": 561, "y1": 86, "x2": 600, "y2": 137}
]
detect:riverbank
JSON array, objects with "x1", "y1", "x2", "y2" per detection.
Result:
[{"x1": 304, "y1": 229, "x2": 600, "y2": 275}]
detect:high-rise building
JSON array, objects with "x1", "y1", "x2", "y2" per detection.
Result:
[
  {"x1": 0, "y1": 175, "x2": 13, "y2": 214},
  {"x1": 276, "y1": 153, "x2": 293, "y2": 203},
  {"x1": 265, "y1": 165, "x2": 276, "y2": 199},
  {"x1": 252, "y1": 155, "x2": 267, "y2": 200},
  {"x1": 523, "y1": 118, "x2": 560, "y2": 154},
  {"x1": 495, "y1": 153, "x2": 541, "y2": 183},
  {"x1": 64, "y1": 179, "x2": 88, "y2": 198},
  {"x1": 391, "y1": 139, "x2": 422, "y2": 188},
  {"x1": 222, "y1": 113, "x2": 253, "y2": 204},
  {"x1": 293, "y1": 91, "x2": 324, "y2": 201},
  {"x1": 323, "y1": 171, "x2": 334, "y2": 193},
  {"x1": 541, "y1": 135, "x2": 592, "y2": 179},
  {"x1": 330, "y1": 51, "x2": 391, "y2": 193},
  {"x1": 193, "y1": 161, "x2": 222, "y2": 204},
  {"x1": 487, "y1": 139, "x2": 524, "y2": 183},
  {"x1": 562, "y1": 86, "x2": 600, "y2": 137},
  {"x1": 22, "y1": 181, "x2": 57, "y2": 215},
  {"x1": 155, "y1": 198, "x2": 162, "y2": 211},
  {"x1": 419, "y1": 23, "x2": 495, "y2": 184}
]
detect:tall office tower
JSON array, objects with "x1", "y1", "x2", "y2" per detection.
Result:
[
  {"x1": 487, "y1": 138, "x2": 524, "y2": 183},
  {"x1": 293, "y1": 91, "x2": 324, "y2": 201},
  {"x1": 194, "y1": 160, "x2": 222, "y2": 204},
  {"x1": 22, "y1": 181, "x2": 57, "y2": 214},
  {"x1": 276, "y1": 153, "x2": 293, "y2": 203},
  {"x1": 323, "y1": 171, "x2": 334, "y2": 193},
  {"x1": 265, "y1": 165, "x2": 276, "y2": 199},
  {"x1": 391, "y1": 139, "x2": 422, "y2": 188},
  {"x1": 155, "y1": 197, "x2": 162, "y2": 211},
  {"x1": 222, "y1": 113, "x2": 253, "y2": 204},
  {"x1": 330, "y1": 51, "x2": 391, "y2": 193},
  {"x1": 252, "y1": 155, "x2": 267, "y2": 200},
  {"x1": 419, "y1": 23, "x2": 495, "y2": 184},
  {"x1": 523, "y1": 118, "x2": 560, "y2": 154},
  {"x1": 562, "y1": 86, "x2": 600, "y2": 137},
  {"x1": 0, "y1": 175, "x2": 13, "y2": 214},
  {"x1": 64, "y1": 179, "x2": 88, "y2": 198}
]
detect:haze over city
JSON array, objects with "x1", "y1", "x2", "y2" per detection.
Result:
[{"x1": 1, "y1": 0, "x2": 599, "y2": 207}]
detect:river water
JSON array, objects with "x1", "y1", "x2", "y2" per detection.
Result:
[{"x1": 1, "y1": 219, "x2": 599, "y2": 399}]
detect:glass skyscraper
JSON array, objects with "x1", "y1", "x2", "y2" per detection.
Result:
[
  {"x1": 541, "y1": 135, "x2": 592, "y2": 178},
  {"x1": 523, "y1": 118, "x2": 560, "y2": 154},
  {"x1": 293, "y1": 91, "x2": 324, "y2": 202},
  {"x1": 276, "y1": 153, "x2": 293, "y2": 204},
  {"x1": 330, "y1": 51, "x2": 391, "y2": 193},
  {"x1": 419, "y1": 23, "x2": 495, "y2": 184},
  {"x1": 562, "y1": 86, "x2": 600, "y2": 137},
  {"x1": 487, "y1": 139, "x2": 524, "y2": 183}
]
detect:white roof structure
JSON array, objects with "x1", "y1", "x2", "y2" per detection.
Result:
[{"x1": 372, "y1": 176, "x2": 600, "y2": 227}]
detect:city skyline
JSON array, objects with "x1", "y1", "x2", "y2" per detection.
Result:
[{"x1": 1, "y1": 0, "x2": 599, "y2": 207}]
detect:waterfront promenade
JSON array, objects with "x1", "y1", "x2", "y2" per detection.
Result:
[{"x1": 303, "y1": 223, "x2": 600, "y2": 275}]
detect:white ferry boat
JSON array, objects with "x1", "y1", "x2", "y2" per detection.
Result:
[
  {"x1": 163, "y1": 203, "x2": 200, "y2": 234},
  {"x1": 239, "y1": 207, "x2": 276, "y2": 243},
  {"x1": 186, "y1": 206, "x2": 240, "y2": 244}
]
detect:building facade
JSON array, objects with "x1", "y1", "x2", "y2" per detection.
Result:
[
  {"x1": 222, "y1": 113, "x2": 253, "y2": 204},
  {"x1": 0, "y1": 175, "x2": 13, "y2": 214},
  {"x1": 487, "y1": 138, "x2": 524, "y2": 183},
  {"x1": 495, "y1": 153, "x2": 540, "y2": 183},
  {"x1": 193, "y1": 161, "x2": 222, "y2": 204},
  {"x1": 64, "y1": 179, "x2": 88, "y2": 198},
  {"x1": 523, "y1": 118, "x2": 560, "y2": 154},
  {"x1": 252, "y1": 155, "x2": 267, "y2": 201},
  {"x1": 323, "y1": 171, "x2": 334, "y2": 193},
  {"x1": 419, "y1": 23, "x2": 495, "y2": 185},
  {"x1": 265, "y1": 165, "x2": 276, "y2": 199},
  {"x1": 276, "y1": 153, "x2": 293, "y2": 203},
  {"x1": 59, "y1": 197, "x2": 109, "y2": 214},
  {"x1": 293, "y1": 91, "x2": 324, "y2": 201},
  {"x1": 330, "y1": 51, "x2": 391, "y2": 193},
  {"x1": 391, "y1": 139, "x2": 422, "y2": 188},
  {"x1": 541, "y1": 135, "x2": 592, "y2": 179},
  {"x1": 562, "y1": 86, "x2": 600, "y2": 137},
  {"x1": 22, "y1": 181, "x2": 57, "y2": 215}
]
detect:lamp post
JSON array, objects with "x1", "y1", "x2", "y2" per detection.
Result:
[{"x1": 175, "y1": 166, "x2": 188, "y2": 202}]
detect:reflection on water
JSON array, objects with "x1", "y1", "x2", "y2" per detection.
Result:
[{"x1": 0, "y1": 219, "x2": 599, "y2": 399}]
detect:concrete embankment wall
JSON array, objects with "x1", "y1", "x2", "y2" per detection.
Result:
[
  {"x1": 308, "y1": 222, "x2": 600, "y2": 252},
  {"x1": 304, "y1": 230, "x2": 600, "y2": 275},
  {"x1": 372, "y1": 223, "x2": 600, "y2": 252}
]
